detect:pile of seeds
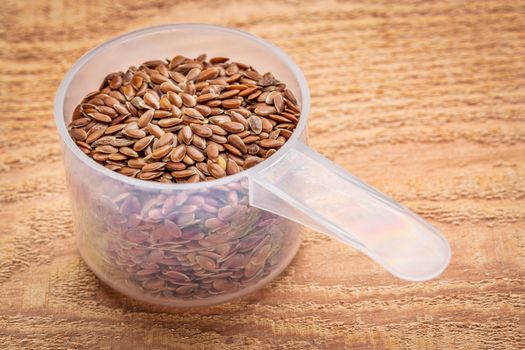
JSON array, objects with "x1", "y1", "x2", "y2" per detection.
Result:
[{"x1": 68, "y1": 54, "x2": 301, "y2": 183}]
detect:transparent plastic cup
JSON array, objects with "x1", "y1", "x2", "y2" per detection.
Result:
[{"x1": 54, "y1": 24, "x2": 451, "y2": 307}]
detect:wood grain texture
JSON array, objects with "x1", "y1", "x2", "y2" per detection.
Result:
[{"x1": 1, "y1": 0, "x2": 524, "y2": 349}]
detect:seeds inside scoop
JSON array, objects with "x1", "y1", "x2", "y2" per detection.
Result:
[{"x1": 67, "y1": 54, "x2": 301, "y2": 183}]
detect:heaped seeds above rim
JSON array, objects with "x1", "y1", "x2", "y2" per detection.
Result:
[{"x1": 67, "y1": 54, "x2": 301, "y2": 183}]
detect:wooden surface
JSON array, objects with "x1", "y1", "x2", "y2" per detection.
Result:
[{"x1": 1, "y1": 0, "x2": 524, "y2": 349}]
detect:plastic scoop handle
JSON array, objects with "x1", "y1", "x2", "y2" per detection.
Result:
[{"x1": 249, "y1": 141, "x2": 451, "y2": 281}]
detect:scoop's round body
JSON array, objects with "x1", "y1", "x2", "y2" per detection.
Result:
[{"x1": 56, "y1": 24, "x2": 309, "y2": 307}]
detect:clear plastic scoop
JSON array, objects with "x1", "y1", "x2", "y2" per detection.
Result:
[{"x1": 56, "y1": 24, "x2": 451, "y2": 286}]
